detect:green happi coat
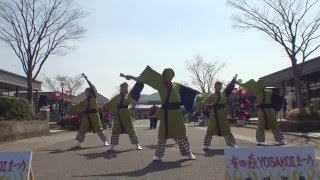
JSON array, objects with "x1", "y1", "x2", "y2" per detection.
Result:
[
  {"x1": 203, "y1": 91, "x2": 232, "y2": 137},
  {"x1": 194, "y1": 93, "x2": 212, "y2": 114},
  {"x1": 71, "y1": 96, "x2": 103, "y2": 134},
  {"x1": 240, "y1": 79, "x2": 280, "y2": 130},
  {"x1": 134, "y1": 66, "x2": 198, "y2": 140},
  {"x1": 103, "y1": 94, "x2": 135, "y2": 136}
]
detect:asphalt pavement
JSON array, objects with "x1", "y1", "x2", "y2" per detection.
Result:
[{"x1": 0, "y1": 119, "x2": 319, "y2": 180}]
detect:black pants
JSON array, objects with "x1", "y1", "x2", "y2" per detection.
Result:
[{"x1": 149, "y1": 118, "x2": 158, "y2": 129}]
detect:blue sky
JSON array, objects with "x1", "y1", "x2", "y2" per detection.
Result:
[{"x1": 0, "y1": 0, "x2": 317, "y2": 98}]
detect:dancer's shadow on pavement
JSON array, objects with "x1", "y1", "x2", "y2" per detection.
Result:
[
  {"x1": 256, "y1": 144, "x2": 284, "y2": 146},
  {"x1": 79, "y1": 149, "x2": 136, "y2": 160},
  {"x1": 193, "y1": 149, "x2": 224, "y2": 157},
  {"x1": 43, "y1": 146, "x2": 104, "y2": 154},
  {"x1": 144, "y1": 128, "x2": 155, "y2": 130},
  {"x1": 72, "y1": 159, "x2": 191, "y2": 178},
  {"x1": 144, "y1": 144, "x2": 176, "y2": 150}
]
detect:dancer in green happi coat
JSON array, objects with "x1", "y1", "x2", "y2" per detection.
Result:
[
  {"x1": 103, "y1": 82, "x2": 144, "y2": 151},
  {"x1": 68, "y1": 73, "x2": 109, "y2": 148},
  {"x1": 201, "y1": 76, "x2": 238, "y2": 150},
  {"x1": 237, "y1": 79, "x2": 287, "y2": 145},
  {"x1": 121, "y1": 66, "x2": 199, "y2": 161}
]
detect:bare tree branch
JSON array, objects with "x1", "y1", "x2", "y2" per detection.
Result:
[
  {"x1": 227, "y1": 0, "x2": 320, "y2": 66},
  {"x1": 227, "y1": 0, "x2": 320, "y2": 110},
  {"x1": 0, "y1": 0, "x2": 87, "y2": 106},
  {"x1": 42, "y1": 74, "x2": 58, "y2": 92},
  {"x1": 42, "y1": 74, "x2": 84, "y2": 95},
  {"x1": 186, "y1": 55, "x2": 225, "y2": 93}
]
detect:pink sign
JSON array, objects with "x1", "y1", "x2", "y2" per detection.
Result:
[{"x1": 55, "y1": 91, "x2": 61, "y2": 100}]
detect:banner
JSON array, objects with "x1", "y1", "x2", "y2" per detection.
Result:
[
  {"x1": 0, "y1": 151, "x2": 33, "y2": 180},
  {"x1": 225, "y1": 146, "x2": 319, "y2": 180}
]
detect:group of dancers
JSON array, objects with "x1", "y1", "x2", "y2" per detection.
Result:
[{"x1": 67, "y1": 65, "x2": 287, "y2": 161}]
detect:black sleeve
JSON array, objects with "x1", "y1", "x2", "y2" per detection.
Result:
[
  {"x1": 225, "y1": 77, "x2": 236, "y2": 97},
  {"x1": 130, "y1": 82, "x2": 145, "y2": 101},
  {"x1": 271, "y1": 92, "x2": 284, "y2": 111},
  {"x1": 86, "y1": 79, "x2": 98, "y2": 98},
  {"x1": 180, "y1": 85, "x2": 200, "y2": 113}
]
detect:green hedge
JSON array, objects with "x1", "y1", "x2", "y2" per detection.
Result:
[{"x1": 0, "y1": 96, "x2": 32, "y2": 120}]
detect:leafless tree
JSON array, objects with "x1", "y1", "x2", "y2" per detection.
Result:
[
  {"x1": 227, "y1": 0, "x2": 320, "y2": 110},
  {"x1": 180, "y1": 81, "x2": 189, "y2": 87},
  {"x1": 111, "y1": 85, "x2": 121, "y2": 98},
  {"x1": 186, "y1": 55, "x2": 226, "y2": 93},
  {"x1": 0, "y1": 0, "x2": 87, "y2": 110},
  {"x1": 42, "y1": 74, "x2": 84, "y2": 95}
]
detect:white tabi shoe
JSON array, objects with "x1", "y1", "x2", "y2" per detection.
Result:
[
  {"x1": 104, "y1": 141, "x2": 109, "y2": 146},
  {"x1": 230, "y1": 144, "x2": 239, "y2": 148},
  {"x1": 108, "y1": 145, "x2": 114, "y2": 151},
  {"x1": 256, "y1": 141, "x2": 262, "y2": 146},
  {"x1": 153, "y1": 156, "x2": 162, "y2": 161},
  {"x1": 186, "y1": 153, "x2": 197, "y2": 160},
  {"x1": 278, "y1": 140, "x2": 287, "y2": 145},
  {"x1": 75, "y1": 141, "x2": 82, "y2": 148},
  {"x1": 136, "y1": 144, "x2": 143, "y2": 150}
]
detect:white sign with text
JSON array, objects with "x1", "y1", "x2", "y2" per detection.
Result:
[
  {"x1": 0, "y1": 151, "x2": 33, "y2": 180},
  {"x1": 225, "y1": 146, "x2": 319, "y2": 180}
]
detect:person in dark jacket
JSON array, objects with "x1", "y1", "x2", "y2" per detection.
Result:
[{"x1": 149, "y1": 104, "x2": 158, "y2": 129}]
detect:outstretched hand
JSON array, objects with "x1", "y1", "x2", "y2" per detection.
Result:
[
  {"x1": 233, "y1": 74, "x2": 238, "y2": 80},
  {"x1": 120, "y1": 73, "x2": 134, "y2": 80},
  {"x1": 81, "y1": 73, "x2": 88, "y2": 79},
  {"x1": 236, "y1": 79, "x2": 243, "y2": 86}
]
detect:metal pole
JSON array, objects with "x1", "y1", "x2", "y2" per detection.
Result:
[
  {"x1": 61, "y1": 85, "x2": 64, "y2": 128},
  {"x1": 69, "y1": 92, "x2": 71, "y2": 129}
]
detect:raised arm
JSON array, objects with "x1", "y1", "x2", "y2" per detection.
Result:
[
  {"x1": 120, "y1": 66, "x2": 165, "y2": 90},
  {"x1": 179, "y1": 84, "x2": 200, "y2": 113},
  {"x1": 102, "y1": 95, "x2": 118, "y2": 112},
  {"x1": 69, "y1": 99, "x2": 86, "y2": 113},
  {"x1": 82, "y1": 73, "x2": 97, "y2": 97},
  {"x1": 238, "y1": 79, "x2": 260, "y2": 95},
  {"x1": 224, "y1": 74, "x2": 237, "y2": 97},
  {"x1": 120, "y1": 73, "x2": 138, "y2": 81},
  {"x1": 193, "y1": 92, "x2": 212, "y2": 112},
  {"x1": 129, "y1": 82, "x2": 144, "y2": 102}
]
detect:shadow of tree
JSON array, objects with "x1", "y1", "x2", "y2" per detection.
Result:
[
  {"x1": 43, "y1": 146, "x2": 104, "y2": 154},
  {"x1": 72, "y1": 159, "x2": 192, "y2": 178},
  {"x1": 287, "y1": 135, "x2": 320, "y2": 146}
]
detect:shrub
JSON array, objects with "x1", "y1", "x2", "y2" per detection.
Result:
[
  {"x1": 286, "y1": 108, "x2": 320, "y2": 121},
  {"x1": 310, "y1": 98, "x2": 320, "y2": 110},
  {"x1": 0, "y1": 97, "x2": 32, "y2": 120}
]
